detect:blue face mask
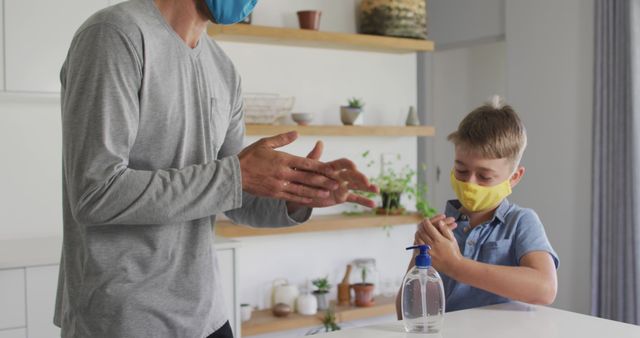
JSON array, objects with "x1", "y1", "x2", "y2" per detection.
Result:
[{"x1": 204, "y1": 0, "x2": 258, "y2": 25}]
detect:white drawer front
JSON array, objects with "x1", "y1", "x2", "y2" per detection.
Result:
[
  {"x1": 0, "y1": 328, "x2": 26, "y2": 338},
  {"x1": 0, "y1": 269, "x2": 26, "y2": 329},
  {"x1": 26, "y1": 266, "x2": 60, "y2": 338}
]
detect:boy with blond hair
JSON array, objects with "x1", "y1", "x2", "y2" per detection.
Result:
[{"x1": 397, "y1": 97, "x2": 559, "y2": 314}]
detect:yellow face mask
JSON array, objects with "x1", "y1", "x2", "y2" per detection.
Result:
[{"x1": 450, "y1": 171, "x2": 512, "y2": 212}]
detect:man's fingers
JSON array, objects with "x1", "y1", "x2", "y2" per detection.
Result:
[
  {"x1": 306, "y1": 140, "x2": 324, "y2": 160},
  {"x1": 287, "y1": 155, "x2": 334, "y2": 176},
  {"x1": 328, "y1": 158, "x2": 357, "y2": 171},
  {"x1": 288, "y1": 169, "x2": 339, "y2": 191},
  {"x1": 346, "y1": 193, "x2": 376, "y2": 208},
  {"x1": 261, "y1": 131, "x2": 299, "y2": 149},
  {"x1": 284, "y1": 182, "x2": 330, "y2": 199},
  {"x1": 275, "y1": 191, "x2": 312, "y2": 205}
]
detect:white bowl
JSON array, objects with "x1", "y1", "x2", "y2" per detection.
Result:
[{"x1": 291, "y1": 112, "x2": 313, "y2": 126}]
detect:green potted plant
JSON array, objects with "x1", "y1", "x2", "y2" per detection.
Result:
[
  {"x1": 312, "y1": 276, "x2": 332, "y2": 310},
  {"x1": 340, "y1": 97, "x2": 365, "y2": 125},
  {"x1": 360, "y1": 151, "x2": 437, "y2": 217},
  {"x1": 305, "y1": 306, "x2": 341, "y2": 335},
  {"x1": 351, "y1": 267, "x2": 375, "y2": 307}
]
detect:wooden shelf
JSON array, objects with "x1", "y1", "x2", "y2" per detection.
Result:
[
  {"x1": 245, "y1": 124, "x2": 435, "y2": 137},
  {"x1": 215, "y1": 213, "x2": 421, "y2": 238},
  {"x1": 208, "y1": 24, "x2": 434, "y2": 54},
  {"x1": 242, "y1": 296, "x2": 397, "y2": 336}
]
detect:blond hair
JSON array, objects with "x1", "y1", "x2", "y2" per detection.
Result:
[{"x1": 448, "y1": 95, "x2": 527, "y2": 168}]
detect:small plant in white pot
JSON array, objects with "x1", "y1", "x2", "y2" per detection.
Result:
[
  {"x1": 312, "y1": 277, "x2": 332, "y2": 310},
  {"x1": 340, "y1": 97, "x2": 364, "y2": 125}
]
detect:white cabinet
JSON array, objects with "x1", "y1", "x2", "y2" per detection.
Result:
[
  {"x1": 0, "y1": 237, "x2": 239, "y2": 337},
  {"x1": 4, "y1": 0, "x2": 108, "y2": 92},
  {"x1": 25, "y1": 265, "x2": 60, "y2": 338},
  {"x1": 0, "y1": 328, "x2": 26, "y2": 338},
  {"x1": 217, "y1": 247, "x2": 240, "y2": 337},
  {"x1": 0, "y1": 269, "x2": 25, "y2": 330}
]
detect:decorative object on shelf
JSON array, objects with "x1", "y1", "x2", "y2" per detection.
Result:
[
  {"x1": 296, "y1": 287, "x2": 318, "y2": 315},
  {"x1": 352, "y1": 257, "x2": 379, "y2": 299},
  {"x1": 340, "y1": 97, "x2": 365, "y2": 125},
  {"x1": 297, "y1": 10, "x2": 322, "y2": 30},
  {"x1": 240, "y1": 303, "x2": 253, "y2": 322},
  {"x1": 291, "y1": 112, "x2": 314, "y2": 126},
  {"x1": 272, "y1": 303, "x2": 292, "y2": 317},
  {"x1": 305, "y1": 306, "x2": 342, "y2": 335},
  {"x1": 360, "y1": 150, "x2": 437, "y2": 218},
  {"x1": 312, "y1": 276, "x2": 332, "y2": 310},
  {"x1": 351, "y1": 266, "x2": 376, "y2": 307},
  {"x1": 239, "y1": 13, "x2": 252, "y2": 24},
  {"x1": 405, "y1": 106, "x2": 420, "y2": 126},
  {"x1": 337, "y1": 264, "x2": 353, "y2": 306},
  {"x1": 271, "y1": 278, "x2": 300, "y2": 310},
  {"x1": 243, "y1": 93, "x2": 295, "y2": 125},
  {"x1": 359, "y1": 0, "x2": 428, "y2": 40}
]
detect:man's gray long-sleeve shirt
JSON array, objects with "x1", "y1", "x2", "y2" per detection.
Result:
[{"x1": 55, "y1": 1, "x2": 310, "y2": 337}]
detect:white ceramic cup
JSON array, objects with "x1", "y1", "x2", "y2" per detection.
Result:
[{"x1": 240, "y1": 304, "x2": 253, "y2": 322}]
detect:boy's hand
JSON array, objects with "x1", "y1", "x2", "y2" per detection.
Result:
[{"x1": 415, "y1": 215, "x2": 463, "y2": 275}]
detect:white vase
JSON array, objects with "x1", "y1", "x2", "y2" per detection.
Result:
[
  {"x1": 272, "y1": 279, "x2": 300, "y2": 310},
  {"x1": 296, "y1": 293, "x2": 318, "y2": 315}
]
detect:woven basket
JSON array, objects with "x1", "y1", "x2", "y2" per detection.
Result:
[
  {"x1": 359, "y1": 0, "x2": 428, "y2": 40},
  {"x1": 243, "y1": 93, "x2": 295, "y2": 125}
]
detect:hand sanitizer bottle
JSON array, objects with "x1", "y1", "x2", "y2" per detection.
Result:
[{"x1": 401, "y1": 245, "x2": 445, "y2": 333}]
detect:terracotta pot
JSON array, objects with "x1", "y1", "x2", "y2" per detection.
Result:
[
  {"x1": 351, "y1": 283, "x2": 375, "y2": 307},
  {"x1": 297, "y1": 10, "x2": 322, "y2": 30}
]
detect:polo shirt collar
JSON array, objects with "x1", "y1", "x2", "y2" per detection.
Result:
[{"x1": 445, "y1": 199, "x2": 511, "y2": 225}]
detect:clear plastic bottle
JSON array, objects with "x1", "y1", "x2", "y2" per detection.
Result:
[{"x1": 401, "y1": 245, "x2": 445, "y2": 333}]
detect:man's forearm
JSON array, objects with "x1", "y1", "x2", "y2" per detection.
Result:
[{"x1": 448, "y1": 258, "x2": 556, "y2": 305}]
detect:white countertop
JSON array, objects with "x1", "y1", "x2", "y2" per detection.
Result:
[
  {"x1": 0, "y1": 235, "x2": 239, "y2": 270},
  {"x1": 316, "y1": 302, "x2": 640, "y2": 338}
]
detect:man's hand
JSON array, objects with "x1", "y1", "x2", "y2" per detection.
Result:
[
  {"x1": 415, "y1": 214, "x2": 462, "y2": 275},
  {"x1": 287, "y1": 140, "x2": 379, "y2": 211},
  {"x1": 238, "y1": 131, "x2": 340, "y2": 204}
]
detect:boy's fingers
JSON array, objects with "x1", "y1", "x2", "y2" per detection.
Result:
[
  {"x1": 437, "y1": 221, "x2": 455, "y2": 241},
  {"x1": 421, "y1": 219, "x2": 442, "y2": 240},
  {"x1": 416, "y1": 228, "x2": 433, "y2": 245},
  {"x1": 414, "y1": 233, "x2": 426, "y2": 246},
  {"x1": 429, "y1": 214, "x2": 446, "y2": 224}
]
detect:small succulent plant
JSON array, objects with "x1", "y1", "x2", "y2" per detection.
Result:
[
  {"x1": 312, "y1": 277, "x2": 332, "y2": 293},
  {"x1": 347, "y1": 97, "x2": 365, "y2": 109}
]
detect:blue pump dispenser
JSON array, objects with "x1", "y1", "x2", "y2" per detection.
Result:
[{"x1": 406, "y1": 245, "x2": 431, "y2": 268}]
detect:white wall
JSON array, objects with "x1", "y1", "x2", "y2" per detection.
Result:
[
  {"x1": 428, "y1": 0, "x2": 505, "y2": 49},
  {"x1": 219, "y1": 0, "x2": 420, "y2": 310},
  {"x1": 505, "y1": 0, "x2": 594, "y2": 314},
  {"x1": 426, "y1": 0, "x2": 594, "y2": 315},
  {"x1": 0, "y1": 0, "x2": 422, "y2": 318},
  {"x1": 429, "y1": 41, "x2": 507, "y2": 210}
]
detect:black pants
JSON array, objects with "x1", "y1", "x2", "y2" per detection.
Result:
[{"x1": 206, "y1": 321, "x2": 234, "y2": 338}]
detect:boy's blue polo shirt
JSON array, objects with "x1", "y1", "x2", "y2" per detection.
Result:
[{"x1": 441, "y1": 199, "x2": 559, "y2": 312}]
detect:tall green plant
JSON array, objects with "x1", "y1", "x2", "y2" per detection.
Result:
[{"x1": 361, "y1": 151, "x2": 437, "y2": 218}]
